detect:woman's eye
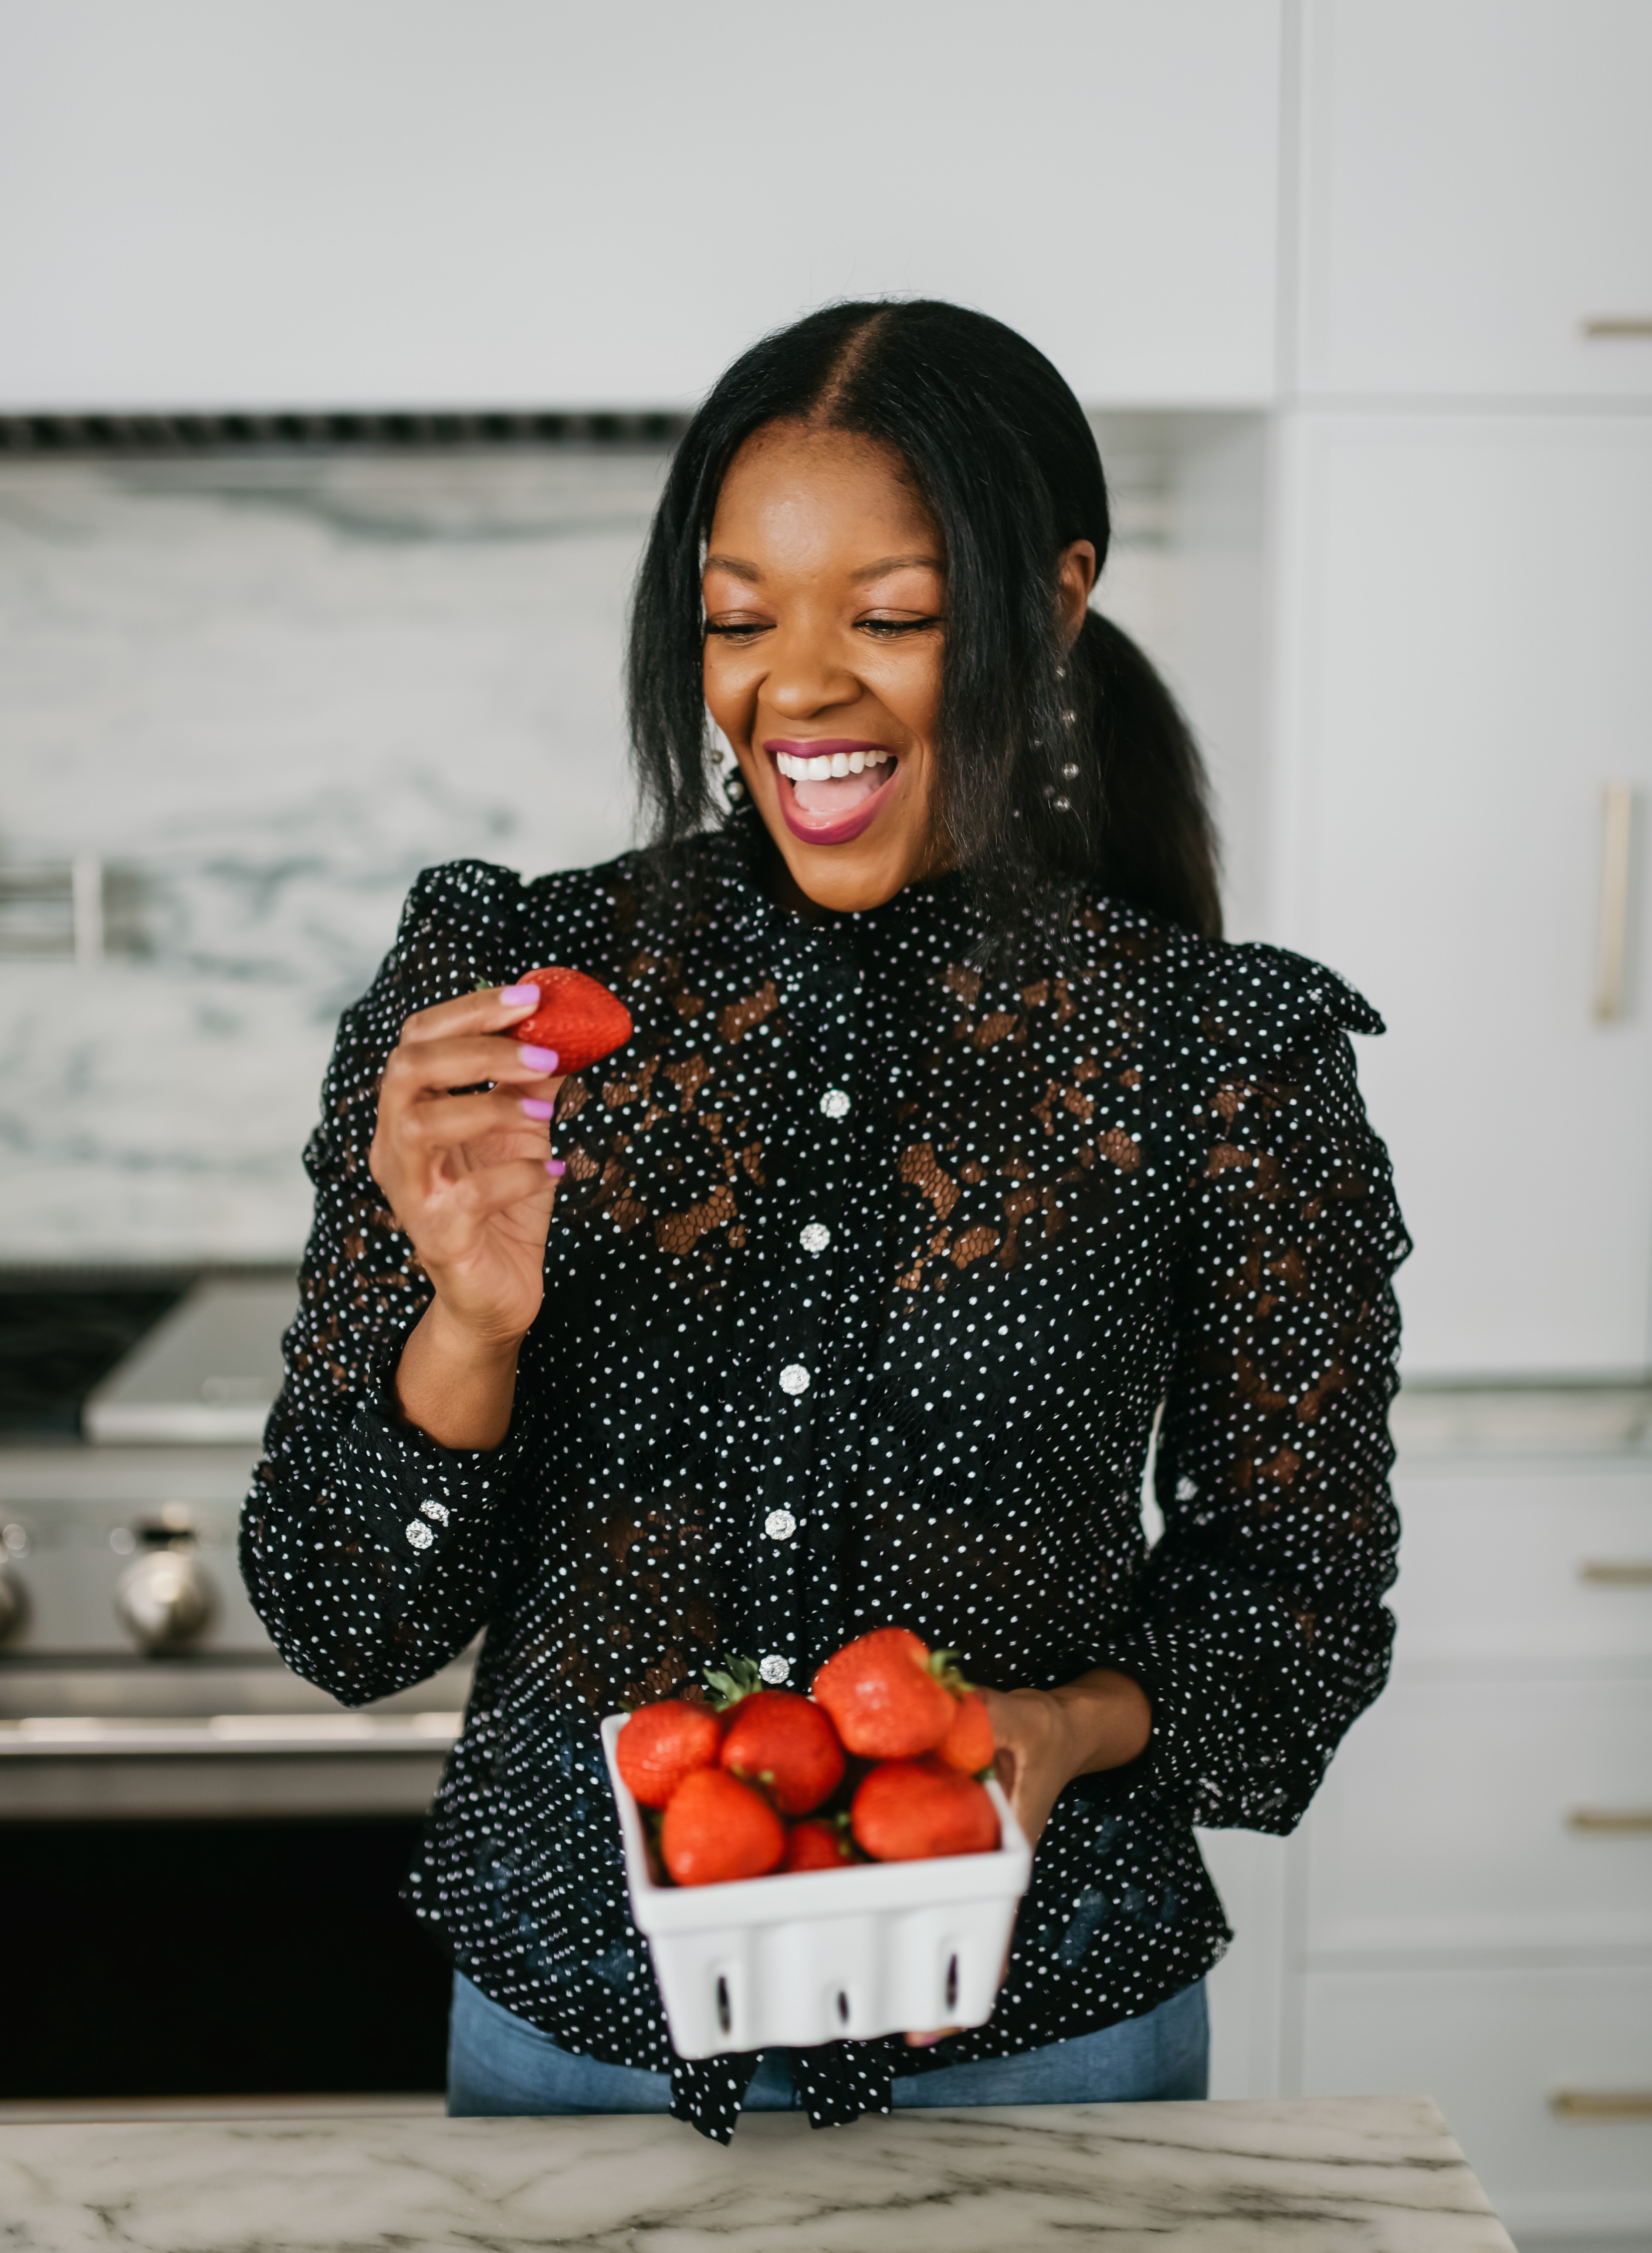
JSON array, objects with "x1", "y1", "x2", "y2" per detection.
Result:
[
  {"x1": 704, "y1": 621, "x2": 771, "y2": 640},
  {"x1": 860, "y1": 616, "x2": 941, "y2": 639}
]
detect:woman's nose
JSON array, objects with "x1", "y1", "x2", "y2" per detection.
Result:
[{"x1": 762, "y1": 629, "x2": 860, "y2": 720}]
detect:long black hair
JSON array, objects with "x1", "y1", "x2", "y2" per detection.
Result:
[{"x1": 626, "y1": 298, "x2": 1222, "y2": 940}]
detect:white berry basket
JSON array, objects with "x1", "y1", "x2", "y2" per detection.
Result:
[{"x1": 600, "y1": 1712, "x2": 1032, "y2": 2058}]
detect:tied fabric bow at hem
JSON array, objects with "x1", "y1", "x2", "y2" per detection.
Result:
[{"x1": 672, "y1": 2038, "x2": 901, "y2": 2139}]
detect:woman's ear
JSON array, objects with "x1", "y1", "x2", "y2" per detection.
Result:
[{"x1": 1056, "y1": 540, "x2": 1097, "y2": 649}]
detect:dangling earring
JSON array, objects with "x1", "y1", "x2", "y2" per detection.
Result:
[{"x1": 1053, "y1": 693, "x2": 1080, "y2": 807}]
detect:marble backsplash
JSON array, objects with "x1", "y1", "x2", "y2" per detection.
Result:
[{"x1": 0, "y1": 447, "x2": 666, "y2": 1263}]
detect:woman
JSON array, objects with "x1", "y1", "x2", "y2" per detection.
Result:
[{"x1": 242, "y1": 300, "x2": 1407, "y2": 2141}]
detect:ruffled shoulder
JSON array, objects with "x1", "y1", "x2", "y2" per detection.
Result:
[
  {"x1": 386, "y1": 850, "x2": 653, "y2": 1001},
  {"x1": 1182, "y1": 938, "x2": 1385, "y2": 1053}
]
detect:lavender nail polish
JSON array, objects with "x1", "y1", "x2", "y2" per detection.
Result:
[
  {"x1": 501, "y1": 983, "x2": 539, "y2": 1007},
  {"x1": 545, "y1": 1158, "x2": 567, "y2": 1178},
  {"x1": 521, "y1": 1097, "x2": 555, "y2": 1120},
  {"x1": 518, "y1": 1044, "x2": 560, "y2": 1073}
]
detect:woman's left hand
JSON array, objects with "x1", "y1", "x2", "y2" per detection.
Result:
[{"x1": 902, "y1": 1667, "x2": 1151, "y2": 2049}]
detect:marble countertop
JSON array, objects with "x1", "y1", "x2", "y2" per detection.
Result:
[{"x1": 0, "y1": 2094, "x2": 1514, "y2": 2251}]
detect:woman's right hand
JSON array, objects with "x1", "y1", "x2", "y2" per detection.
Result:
[{"x1": 368, "y1": 982, "x2": 565, "y2": 1444}]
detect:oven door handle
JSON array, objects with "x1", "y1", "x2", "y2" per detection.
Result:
[{"x1": 0, "y1": 1712, "x2": 463, "y2": 1755}]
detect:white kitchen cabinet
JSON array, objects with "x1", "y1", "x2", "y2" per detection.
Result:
[
  {"x1": 1304, "y1": 1675, "x2": 1652, "y2": 1956},
  {"x1": 1271, "y1": 411, "x2": 1652, "y2": 1378},
  {"x1": 0, "y1": 0, "x2": 1283, "y2": 412},
  {"x1": 1382, "y1": 1460, "x2": 1652, "y2": 1665},
  {"x1": 1299, "y1": 1965, "x2": 1652, "y2": 2243},
  {"x1": 1275, "y1": 1419, "x2": 1652, "y2": 2243},
  {"x1": 1296, "y1": 0, "x2": 1652, "y2": 399}
]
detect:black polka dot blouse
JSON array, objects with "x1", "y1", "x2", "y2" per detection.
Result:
[{"x1": 241, "y1": 806, "x2": 1409, "y2": 2142}]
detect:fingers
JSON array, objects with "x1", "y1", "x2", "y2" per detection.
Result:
[
  {"x1": 381, "y1": 1032, "x2": 565, "y2": 1105},
  {"x1": 442, "y1": 1156, "x2": 563, "y2": 1221},
  {"x1": 391, "y1": 1084, "x2": 559, "y2": 1153},
  {"x1": 398, "y1": 981, "x2": 545, "y2": 1047}
]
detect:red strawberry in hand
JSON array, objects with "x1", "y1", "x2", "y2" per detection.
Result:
[
  {"x1": 615, "y1": 1700, "x2": 722, "y2": 1810},
  {"x1": 851, "y1": 1757, "x2": 1000, "y2": 1862},
  {"x1": 782, "y1": 1815, "x2": 858, "y2": 1872},
  {"x1": 508, "y1": 966, "x2": 632, "y2": 1076},
  {"x1": 661, "y1": 1768, "x2": 786, "y2": 1886},
  {"x1": 811, "y1": 1627, "x2": 955, "y2": 1760},
  {"x1": 718, "y1": 1691, "x2": 844, "y2": 1817},
  {"x1": 936, "y1": 1688, "x2": 996, "y2": 1776}
]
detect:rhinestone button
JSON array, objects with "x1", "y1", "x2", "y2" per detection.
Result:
[
  {"x1": 405, "y1": 1519, "x2": 435, "y2": 1551},
  {"x1": 759, "y1": 1654, "x2": 791, "y2": 1684},
  {"x1": 779, "y1": 1363, "x2": 811, "y2": 1396},
  {"x1": 420, "y1": 1499, "x2": 450, "y2": 1524},
  {"x1": 820, "y1": 1088, "x2": 851, "y2": 1119},
  {"x1": 764, "y1": 1509, "x2": 797, "y2": 1542},
  {"x1": 799, "y1": 1222, "x2": 830, "y2": 1254}
]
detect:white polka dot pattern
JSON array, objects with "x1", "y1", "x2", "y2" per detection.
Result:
[{"x1": 239, "y1": 808, "x2": 1408, "y2": 2142}]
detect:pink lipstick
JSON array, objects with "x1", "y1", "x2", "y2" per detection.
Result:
[{"x1": 763, "y1": 738, "x2": 900, "y2": 849}]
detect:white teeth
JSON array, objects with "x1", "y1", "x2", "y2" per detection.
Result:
[{"x1": 774, "y1": 748, "x2": 891, "y2": 780}]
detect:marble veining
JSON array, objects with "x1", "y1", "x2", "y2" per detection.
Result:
[
  {"x1": 0, "y1": 2096, "x2": 1516, "y2": 2251},
  {"x1": 0, "y1": 451, "x2": 665, "y2": 1263}
]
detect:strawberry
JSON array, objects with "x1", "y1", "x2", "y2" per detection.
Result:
[
  {"x1": 615, "y1": 1699, "x2": 723, "y2": 1810},
  {"x1": 851, "y1": 1757, "x2": 1000, "y2": 1862},
  {"x1": 718, "y1": 1690, "x2": 844, "y2": 1817},
  {"x1": 508, "y1": 966, "x2": 633, "y2": 1076},
  {"x1": 935, "y1": 1688, "x2": 996, "y2": 1776},
  {"x1": 782, "y1": 1815, "x2": 858, "y2": 1872},
  {"x1": 660, "y1": 1767, "x2": 786, "y2": 1886},
  {"x1": 811, "y1": 1627, "x2": 955, "y2": 1759}
]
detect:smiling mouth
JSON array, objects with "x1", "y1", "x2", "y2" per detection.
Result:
[{"x1": 763, "y1": 738, "x2": 899, "y2": 846}]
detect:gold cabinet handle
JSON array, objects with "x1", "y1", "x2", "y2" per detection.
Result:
[
  {"x1": 1579, "y1": 1560, "x2": 1652, "y2": 1587},
  {"x1": 1552, "y1": 2090, "x2": 1652, "y2": 2120},
  {"x1": 1594, "y1": 785, "x2": 1635, "y2": 1022},
  {"x1": 1583, "y1": 318, "x2": 1652, "y2": 338},
  {"x1": 1568, "y1": 1808, "x2": 1652, "y2": 1836}
]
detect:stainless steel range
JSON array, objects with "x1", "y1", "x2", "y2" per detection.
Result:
[
  {"x1": 0, "y1": 1272, "x2": 465, "y2": 2104},
  {"x1": 0, "y1": 1274, "x2": 470, "y2": 1820}
]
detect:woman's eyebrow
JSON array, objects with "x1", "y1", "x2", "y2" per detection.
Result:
[
  {"x1": 851, "y1": 555, "x2": 944, "y2": 582},
  {"x1": 701, "y1": 551, "x2": 944, "y2": 584}
]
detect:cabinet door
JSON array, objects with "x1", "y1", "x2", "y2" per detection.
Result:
[
  {"x1": 1389, "y1": 1463, "x2": 1652, "y2": 1665},
  {"x1": 1297, "y1": 0, "x2": 1652, "y2": 398},
  {"x1": 1299, "y1": 1965, "x2": 1652, "y2": 2237},
  {"x1": 0, "y1": 0, "x2": 1283, "y2": 410},
  {"x1": 1274, "y1": 414, "x2": 1652, "y2": 1375},
  {"x1": 1305, "y1": 1676, "x2": 1652, "y2": 1956}
]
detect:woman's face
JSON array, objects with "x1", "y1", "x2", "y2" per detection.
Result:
[{"x1": 702, "y1": 421, "x2": 950, "y2": 914}]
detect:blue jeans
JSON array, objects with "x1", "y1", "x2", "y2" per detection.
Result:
[{"x1": 447, "y1": 1970, "x2": 1208, "y2": 2114}]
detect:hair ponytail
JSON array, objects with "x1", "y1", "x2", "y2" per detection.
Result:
[
  {"x1": 1075, "y1": 611, "x2": 1222, "y2": 938},
  {"x1": 629, "y1": 298, "x2": 1223, "y2": 942}
]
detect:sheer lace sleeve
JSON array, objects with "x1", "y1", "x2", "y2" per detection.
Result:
[
  {"x1": 1110, "y1": 949, "x2": 1410, "y2": 1832},
  {"x1": 239, "y1": 860, "x2": 540, "y2": 1706}
]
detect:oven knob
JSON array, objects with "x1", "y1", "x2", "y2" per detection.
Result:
[
  {"x1": 0, "y1": 1561, "x2": 26, "y2": 1644},
  {"x1": 115, "y1": 1550, "x2": 216, "y2": 1652}
]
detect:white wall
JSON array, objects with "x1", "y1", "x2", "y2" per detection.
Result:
[{"x1": 0, "y1": 0, "x2": 1283, "y2": 412}]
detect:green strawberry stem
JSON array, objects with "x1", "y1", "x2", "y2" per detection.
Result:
[
  {"x1": 702, "y1": 1654, "x2": 765, "y2": 1710},
  {"x1": 928, "y1": 1649, "x2": 976, "y2": 1697}
]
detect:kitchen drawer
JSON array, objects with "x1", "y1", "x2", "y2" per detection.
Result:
[
  {"x1": 1307, "y1": 1678, "x2": 1652, "y2": 1956},
  {"x1": 1390, "y1": 1466, "x2": 1652, "y2": 1665},
  {"x1": 1299, "y1": 1965, "x2": 1652, "y2": 2239}
]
